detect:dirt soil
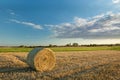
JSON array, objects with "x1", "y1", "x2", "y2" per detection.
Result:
[{"x1": 0, "y1": 51, "x2": 120, "y2": 80}]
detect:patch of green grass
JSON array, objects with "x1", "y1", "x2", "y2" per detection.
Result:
[
  {"x1": 0, "y1": 46, "x2": 120, "y2": 52},
  {"x1": 0, "y1": 47, "x2": 33, "y2": 52},
  {"x1": 110, "y1": 46, "x2": 120, "y2": 51},
  {"x1": 50, "y1": 47, "x2": 109, "y2": 52},
  {"x1": 50, "y1": 46, "x2": 120, "y2": 52}
]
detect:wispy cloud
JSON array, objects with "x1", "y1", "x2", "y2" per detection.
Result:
[
  {"x1": 112, "y1": 0, "x2": 120, "y2": 4},
  {"x1": 10, "y1": 19, "x2": 43, "y2": 30},
  {"x1": 10, "y1": 12, "x2": 15, "y2": 15},
  {"x1": 8, "y1": 9, "x2": 16, "y2": 15},
  {"x1": 47, "y1": 12, "x2": 120, "y2": 39}
]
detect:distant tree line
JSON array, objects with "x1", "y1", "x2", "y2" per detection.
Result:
[
  {"x1": 17, "y1": 43, "x2": 120, "y2": 48},
  {"x1": 1, "y1": 43, "x2": 120, "y2": 48}
]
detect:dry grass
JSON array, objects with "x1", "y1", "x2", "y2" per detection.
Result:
[{"x1": 0, "y1": 51, "x2": 120, "y2": 80}]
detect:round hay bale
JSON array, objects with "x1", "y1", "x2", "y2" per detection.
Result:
[{"x1": 27, "y1": 48, "x2": 56, "y2": 72}]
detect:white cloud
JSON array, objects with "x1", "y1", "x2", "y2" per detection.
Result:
[
  {"x1": 89, "y1": 27, "x2": 120, "y2": 33},
  {"x1": 74, "y1": 17, "x2": 88, "y2": 27},
  {"x1": 10, "y1": 12, "x2": 15, "y2": 15},
  {"x1": 48, "y1": 12, "x2": 120, "y2": 39},
  {"x1": 93, "y1": 14, "x2": 104, "y2": 19},
  {"x1": 8, "y1": 9, "x2": 16, "y2": 15},
  {"x1": 112, "y1": 0, "x2": 120, "y2": 4},
  {"x1": 10, "y1": 19, "x2": 43, "y2": 30}
]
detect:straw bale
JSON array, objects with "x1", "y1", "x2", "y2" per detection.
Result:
[{"x1": 27, "y1": 48, "x2": 56, "y2": 72}]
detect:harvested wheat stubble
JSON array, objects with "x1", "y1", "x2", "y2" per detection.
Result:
[{"x1": 27, "y1": 48, "x2": 56, "y2": 72}]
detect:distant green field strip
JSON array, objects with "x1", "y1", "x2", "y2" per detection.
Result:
[
  {"x1": 110, "y1": 46, "x2": 120, "y2": 51},
  {"x1": 0, "y1": 46, "x2": 120, "y2": 52},
  {"x1": 50, "y1": 46, "x2": 120, "y2": 52},
  {"x1": 50, "y1": 47, "x2": 112, "y2": 52},
  {"x1": 0, "y1": 48, "x2": 33, "y2": 52}
]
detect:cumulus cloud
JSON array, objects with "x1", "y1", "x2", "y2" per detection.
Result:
[
  {"x1": 112, "y1": 0, "x2": 120, "y2": 4},
  {"x1": 10, "y1": 19, "x2": 43, "y2": 30},
  {"x1": 47, "y1": 12, "x2": 120, "y2": 39}
]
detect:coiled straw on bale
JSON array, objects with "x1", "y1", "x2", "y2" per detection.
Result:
[{"x1": 27, "y1": 48, "x2": 56, "y2": 72}]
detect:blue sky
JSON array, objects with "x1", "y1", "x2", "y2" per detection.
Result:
[{"x1": 0, "y1": 0, "x2": 120, "y2": 46}]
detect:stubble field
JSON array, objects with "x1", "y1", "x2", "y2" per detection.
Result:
[{"x1": 0, "y1": 50, "x2": 120, "y2": 80}]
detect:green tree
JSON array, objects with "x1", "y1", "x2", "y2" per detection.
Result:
[{"x1": 72, "y1": 43, "x2": 79, "y2": 47}]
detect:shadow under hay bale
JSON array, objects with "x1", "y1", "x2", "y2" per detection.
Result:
[
  {"x1": 0, "y1": 67, "x2": 34, "y2": 73},
  {"x1": 27, "y1": 48, "x2": 56, "y2": 72}
]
